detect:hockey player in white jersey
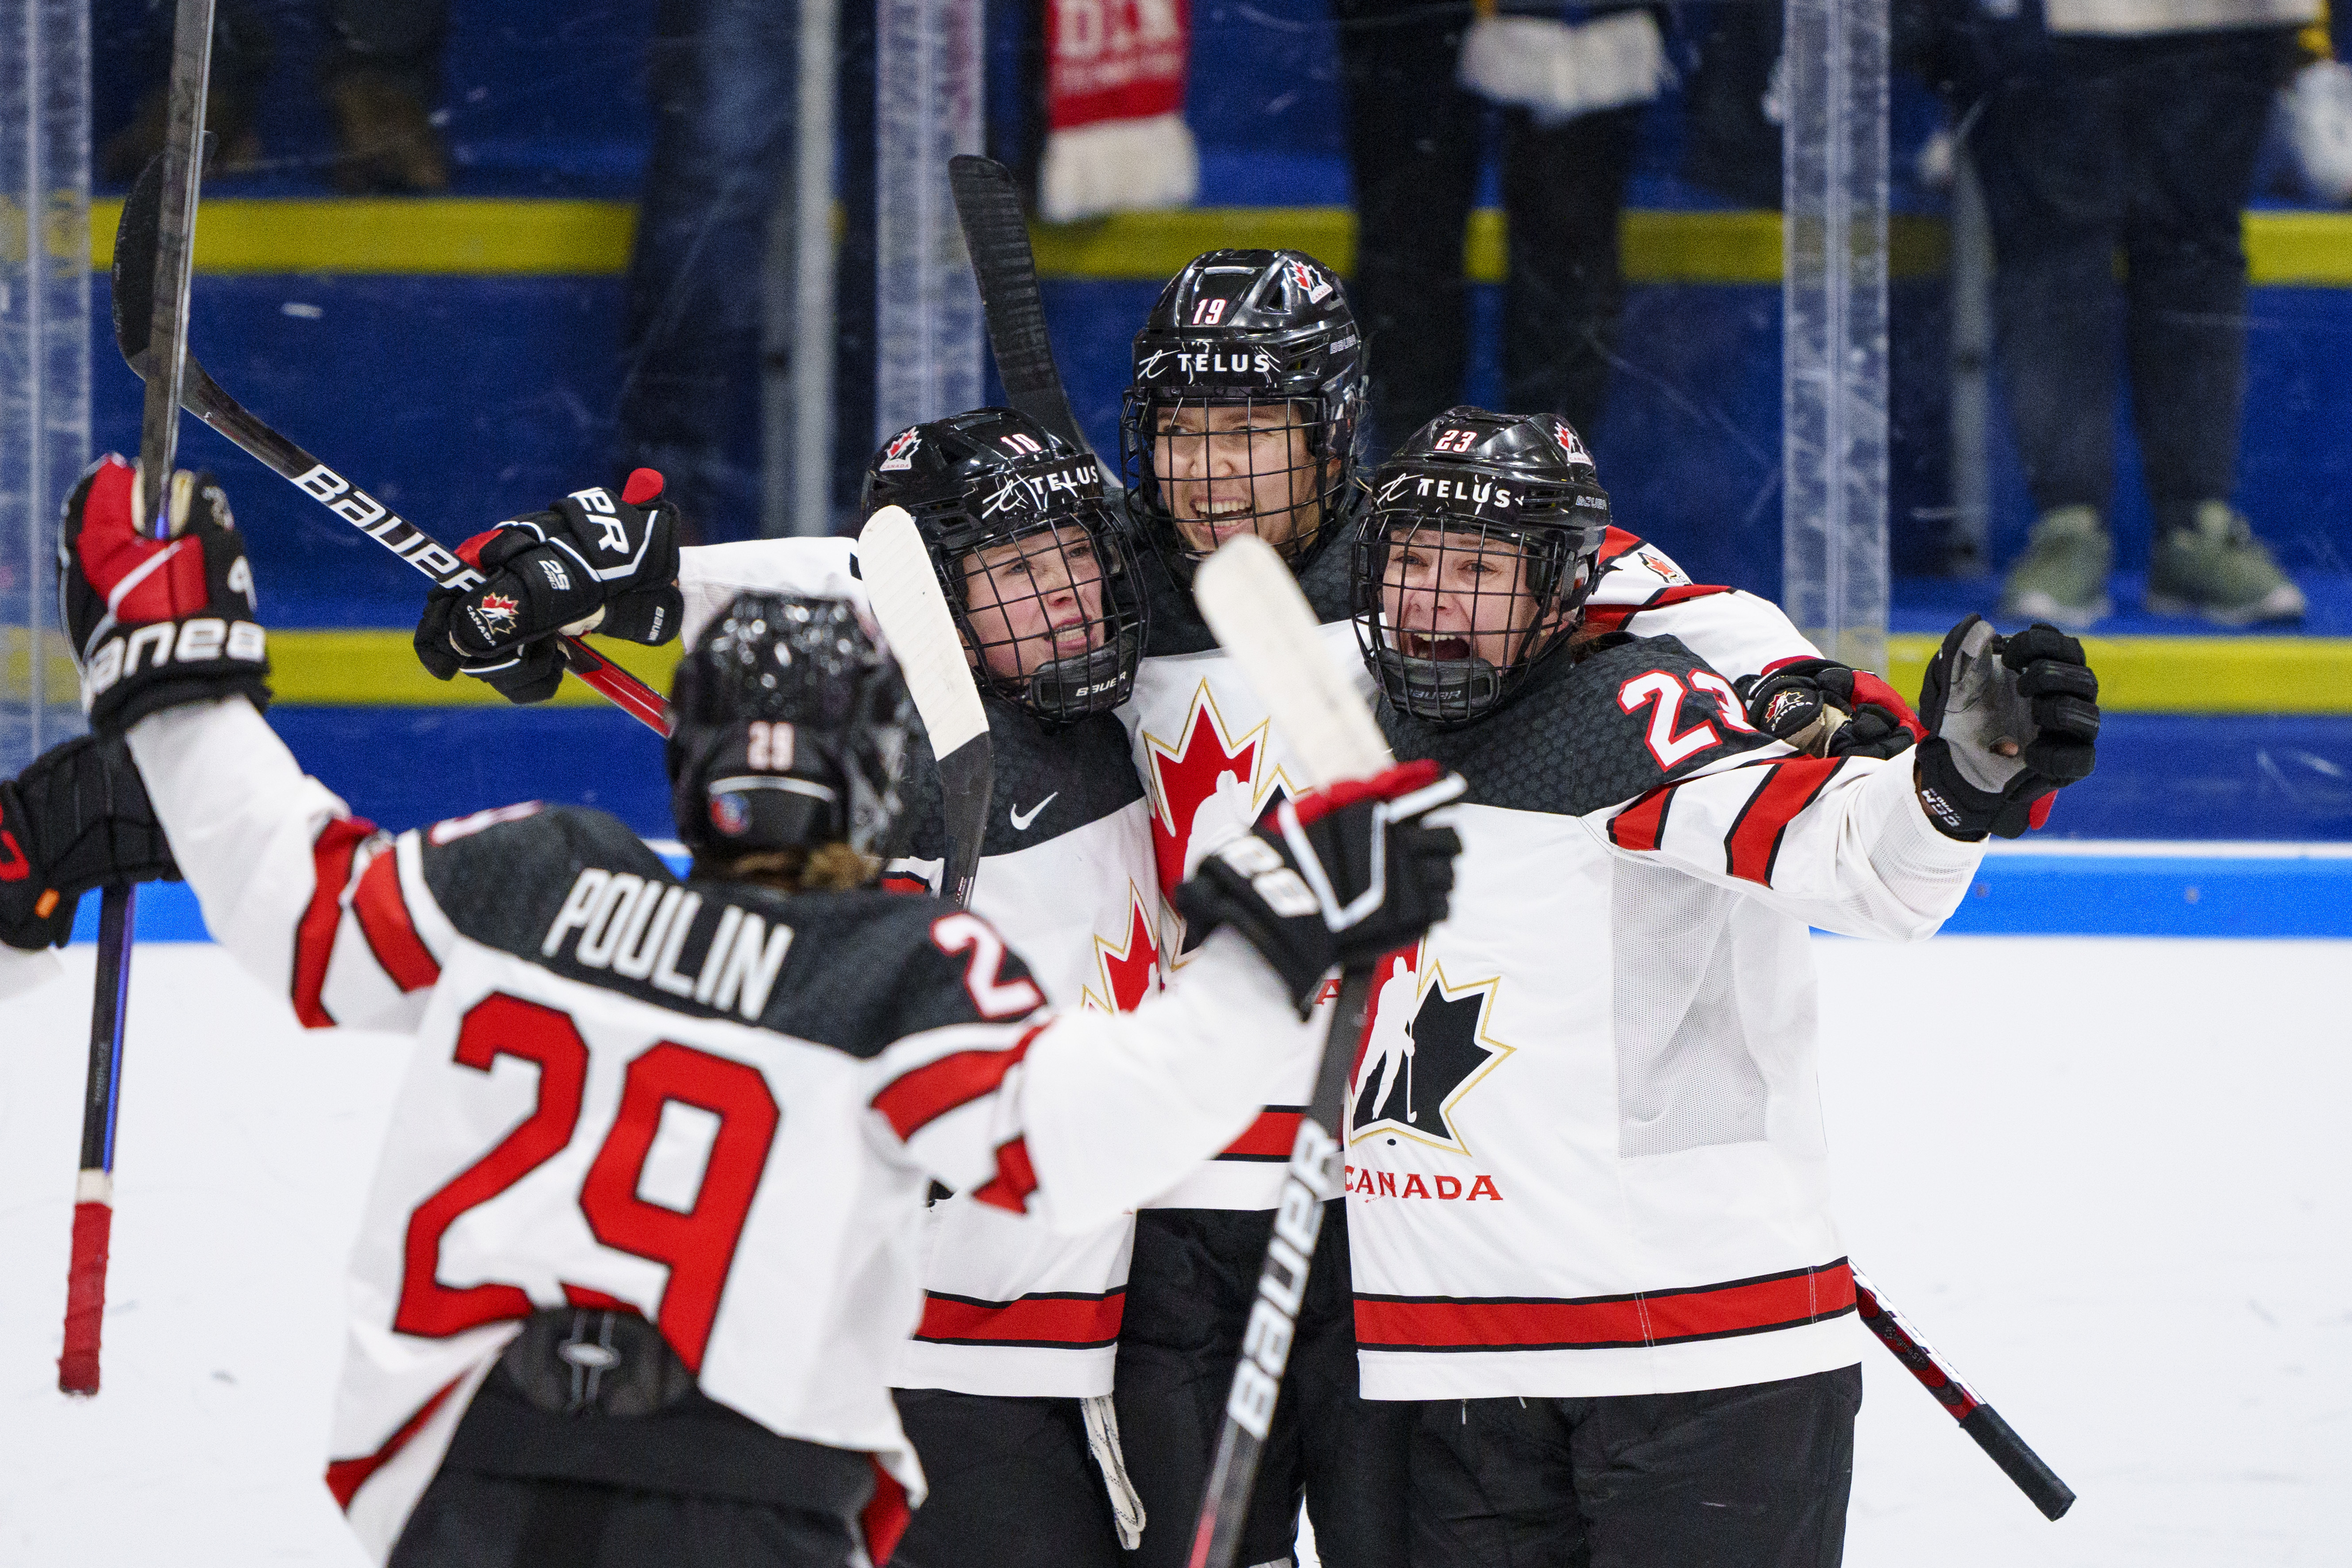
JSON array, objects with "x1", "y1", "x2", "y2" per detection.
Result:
[
  {"x1": 50, "y1": 452, "x2": 1463, "y2": 1568},
  {"x1": 1111, "y1": 249, "x2": 1929, "y2": 1568},
  {"x1": 1342, "y1": 408, "x2": 2102, "y2": 1566},
  {"x1": 410, "y1": 407, "x2": 1168, "y2": 1565}
]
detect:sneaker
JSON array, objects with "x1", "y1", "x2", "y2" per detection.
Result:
[
  {"x1": 1999, "y1": 505, "x2": 2112, "y2": 630},
  {"x1": 325, "y1": 71, "x2": 449, "y2": 194},
  {"x1": 2146, "y1": 502, "x2": 2307, "y2": 626}
]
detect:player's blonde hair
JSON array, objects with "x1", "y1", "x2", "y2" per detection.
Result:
[{"x1": 697, "y1": 843, "x2": 880, "y2": 893}]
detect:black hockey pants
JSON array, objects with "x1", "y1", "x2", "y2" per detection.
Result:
[
  {"x1": 889, "y1": 1389, "x2": 1124, "y2": 1568},
  {"x1": 1115, "y1": 1202, "x2": 1412, "y2": 1568},
  {"x1": 1404, "y1": 1364, "x2": 1863, "y2": 1568}
]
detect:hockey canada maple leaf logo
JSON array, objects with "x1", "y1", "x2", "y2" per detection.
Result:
[
  {"x1": 1348, "y1": 945, "x2": 1513, "y2": 1155},
  {"x1": 879, "y1": 428, "x2": 920, "y2": 470},
  {"x1": 1080, "y1": 886, "x2": 1163, "y2": 1014},
  {"x1": 1140, "y1": 684, "x2": 1270, "y2": 900},
  {"x1": 477, "y1": 592, "x2": 520, "y2": 631}
]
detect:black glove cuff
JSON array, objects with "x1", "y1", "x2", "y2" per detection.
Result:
[
  {"x1": 1913, "y1": 740, "x2": 2005, "y2": 841},
  {"x1": 84, "y1": 615, "x2": 272, "y2": 735}
]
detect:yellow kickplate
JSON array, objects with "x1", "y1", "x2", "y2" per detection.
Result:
[
  {"x1": 269, "y1": 630, "x2": 681, "y2": 707},
  {"x1": 87, "y1": 198, "x2": 2352, "y2": 286},
  {"x1": 1886, "y1": 634, "x2": 2352, "y2": 716}
]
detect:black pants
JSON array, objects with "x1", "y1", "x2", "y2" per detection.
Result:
[
  {"x1": 1333, "y1": 0, "x2": 1641, "y2": 450},
  {"x1": 889, "y1": 1389, "x2": 1123, "y2": 1568},
  {"x1": 1405, "y1": 1365, "x2": 1863, "y2": 1568},
  {"x1": 1955, "y1": 22, "x2": 2296, "y2": 533},
  {"x1": 390, "y1": 1472, "x2": 862, "y2": 1568},
  {"x1": 1115, "y1": 1204, "x2": 1411, "y2": 1568}
]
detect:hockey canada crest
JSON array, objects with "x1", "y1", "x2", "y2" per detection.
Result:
[
  {"x1": 879, "y1": 428, "x2": 921, "y2": 471},
  {"x1": 1288, "y1": 259, "x2": 1333, "y2": 304},
  {"x1": 1349, "y1": 947, "x2": 1513, "y2": 1155},
  {"x1": 1554, "y1": 423, "x2": 1591, "y2": 465},
  {"x1": 477, "y1": 591, "x2": 520, "y2": 632}
]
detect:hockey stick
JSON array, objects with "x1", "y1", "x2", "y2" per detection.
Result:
[
  {"x1": 108, "y1": 160, "x2": 670, "y2": 737},
  {"x1": 1854, "y1": 1269, "x2": 2076, "y2": 1520},
  {"x1": 858, "y1": 506, "x2": 992, "y2": 908},
  {"x1": 61, "y1": 0, "x2": 217, "y2": 1398},
  {"x1": 1182, "y1": 536, "x2": 1425, "y2": 1568},
  {"x1": 946, "y1": 156, "x2": 1107, "y2": 480}
]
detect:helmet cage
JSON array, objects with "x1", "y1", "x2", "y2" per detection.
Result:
[
  {"x1": 1351, "y1": 465, "x2": 1608, "y2": 727},
  {"x1": 1120, "y1": 385, "x2": 1360, "y2": 571}
]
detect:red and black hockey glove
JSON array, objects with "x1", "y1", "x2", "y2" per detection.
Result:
[
  {"x1": 59, "y1": 455, "x2": 270, "y2": 733},
  {"x1": 0, "y1": 734, "x2": 179, "y2": 952},
  {"x1": 1738, "y1": 656, "x2": 1926, "y2": 760},
  {"x1": 414, "y1": 469, "x2": 684, "y2": 705},
  {"x1": 1175, "y1": 761, "x2": 1465, "y2": 1013},
  {"x1": 1914, "y1": 616, "x2": 2100, "y2": 840}
]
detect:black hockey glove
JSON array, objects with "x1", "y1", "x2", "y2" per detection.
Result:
[
  {"x1": 1914, "y1": 616, "x2": 2100, "y2": 840},
  {"x1": 59, "y1": 455, "x2": 270, "y2": 734},
  {"x1": 414, "y1": 468, "x2": 684, "y2": 704},
  {"x1": 1175, "y1": 761, "x2": 1464, "y2": 1014},
  {"x1": 0, "y1": 734, "x2": 179, "y2": 952},
  {"x1": 1738, "y1": 657, "x2": 1925, "y2": 760}
]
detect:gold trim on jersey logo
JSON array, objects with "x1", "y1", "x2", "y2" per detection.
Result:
[
  {"x1": 1347, "y1": 950, "x2": 1516, "y2": 1158},
  {"x1": 1080, "y1": 881, "x2": 1165, "y2": 1015}
]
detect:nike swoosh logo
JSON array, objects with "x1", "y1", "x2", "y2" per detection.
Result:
[{"x1": 1010, "y1": 793, "x2": 1058, "y2": 831}]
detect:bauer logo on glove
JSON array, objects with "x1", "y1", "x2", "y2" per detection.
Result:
[{"x1": 60, "y1": 455, "x2": 272, "y2": 734}]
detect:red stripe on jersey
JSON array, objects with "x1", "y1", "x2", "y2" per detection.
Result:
[
  {"x1": 915, "y1": 1287, "x2": 1125, "y2": 1348},
  {"x1": 1218, "y1": 1106, "x2": 1306, "y2": 1162},
  {"x1": 1595, "y1": 526, "x2": 1642, "y2": 567},
  {"x1": 972, "y1": 1135, "x2": 1039, "y2": 1214},
  {"x1": 324, "y1": 1373, "x2": 465, "y2": 1510},
  {"x1": 561, "y1": 1283, "x2": 632, "y2": 1311},
  {"x1": 881, "y1": 873, "x2": 932, "y2": 896},
  {"x1": 871, "y1": 1027, "x2": 1041, "y2": 1140},
  {"x1": 352, "y1": 847, "x2": 440, "y2": 992},
  {"x1": 863, "y1": 1459, "x2": 910, "y2": 1565},
  {"x1": 292, "y1": 817, "x2": 375, "y2": 1028},
  {"x1": 1582, "y1": 603, "x2": 1634, "y2": 634},
  {"x1": 1607, "y1": 786, "x2": 1673, "y2": 852},
  {"x1": 1636, "y1": 582, "x2": 1735, "y2": 612},
  {"x1": 1722, "y1": 757, "x2": 1845, "y2": 886},
  {"x1": 1355, "y1": 1259, "x2": 1856, "y2": 1352}
]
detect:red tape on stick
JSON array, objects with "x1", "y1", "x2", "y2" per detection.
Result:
[{"x1": 59, "y1": 1199, "x2": 112, "y2": 1395}]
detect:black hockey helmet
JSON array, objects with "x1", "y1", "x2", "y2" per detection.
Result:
[
  {"x1": 666, "y1": 592, "x2": 912, "y2": 863},
  {"x1": 862, "y1": 409, "x2": 1146, "y2": 724},
  {"x1": 1119, "y1": 249, "x2": 1366, "y2": 578},
  {"x1": 1351, "y1": 408, "x2": 1614, "y2": 727}
]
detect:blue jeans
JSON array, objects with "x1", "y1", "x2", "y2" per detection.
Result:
[{"x1": 615, "y1": 0, "x2": 800, "y2": 541}]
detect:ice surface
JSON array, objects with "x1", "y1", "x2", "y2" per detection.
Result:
[{"x1": 2, "y1": 937, "x2": 2345, "y2": 1565}]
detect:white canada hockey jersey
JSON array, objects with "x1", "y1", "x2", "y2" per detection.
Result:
[
  {"x1": 1119, "y1": 528, "x2": 1834, "y2": 1211},
  {"x1": 1343, "y1": 631, "x2": 1980, "y2": 1402},
  {"x1": 122, "y1": 694, "x2": 1318, "y2": 1563},
  {"x1": 680, "y1": 541, "x2": 1164, "y2": 1399}
]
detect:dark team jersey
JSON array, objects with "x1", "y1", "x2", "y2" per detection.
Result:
[{"x1": 1342, "y1": 634, "x2": 1982, "y2": 1401}]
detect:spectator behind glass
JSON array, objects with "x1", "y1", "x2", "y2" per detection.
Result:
[
  {"x1": 1333, "y1": 0, "x2": 1672, "y2": 451},
  {"x1": 101, "y1": 0, "x2": 450, "y2": 193},
  {"x1": 613, "y1": 0, "x2": 801, "y2": 544},
  {"x1": 1948, "y1": 0, "x2": 2313, "y2": 628}
]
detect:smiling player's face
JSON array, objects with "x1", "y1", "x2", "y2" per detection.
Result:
[
  {"x1": 959, "y1": 526, "x2": 1108, "y2": 681},
  {"x1": 1153, "y1": 401, "x2": 1328, "y2": 556}
]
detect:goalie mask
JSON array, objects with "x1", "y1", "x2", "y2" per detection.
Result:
[
  {"x1": 862, "y1": 408, "x2": 1146, "y2": 725},
  {"x1": 665, "y1": 592, "x2": 911, "y2": 861},
  {"x1": 1351, "y1": 408, "x2": 1613, "y2": 727},
  {"x1": 1120, "y1": 249, "x2": 1366, "y2": 578}
]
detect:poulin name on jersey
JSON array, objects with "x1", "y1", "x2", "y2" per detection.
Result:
[{"x1": 540, "y1": 867, "x2": 794, "y2": 1021}]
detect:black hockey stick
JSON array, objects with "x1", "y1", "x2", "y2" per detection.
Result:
[
  {"x1": 1854, "y1": 1270, "x2": 2076, "y2": 1520},
  {"x1": 108, "y1": 160, "x2": 670, "y2": 736},
  {"x1": 62, "y1": 0, "x2": 218, "y2": 1398},
  {"x1": 947, "y1": 156, "x2": 1101, "y2": 469},
  {"x1": 858, "y1": 507, "x2": 992, "y2": 908}
]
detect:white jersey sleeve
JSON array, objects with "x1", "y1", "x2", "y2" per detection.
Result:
[
  {"x1": 1591, "y1": 750, "x2": 1982, "y2": 941},
  {"x1": 1583, "y1": 529, "x2": 1825, "y2": 685},
  {"x1": 679, "y1": 537, "x2": 868, "y2": 646}
]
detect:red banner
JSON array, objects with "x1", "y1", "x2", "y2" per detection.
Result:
[{"x1": 1047, "y1": 0, "x2": 1190, "y2": 131}]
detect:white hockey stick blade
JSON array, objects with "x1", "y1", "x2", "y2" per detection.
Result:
[
  {"x1": 858, "y1": 506, "x2": 988, "y2": 755},
  {"x1": 1193, "y1": 535, "x2": 1393, "y2": 788}
]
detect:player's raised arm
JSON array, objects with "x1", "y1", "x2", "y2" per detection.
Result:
[{"x1": 1588, "y1": 617, "x2": 2101, "y2": 939}]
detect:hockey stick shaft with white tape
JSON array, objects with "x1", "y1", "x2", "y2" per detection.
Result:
[
  {"x1": 1184, "y1": 536, "x2": 1397, "y2": 1568},
  {"x1": 858, "y1": 506, "x2": 993, "y2": 909}
]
